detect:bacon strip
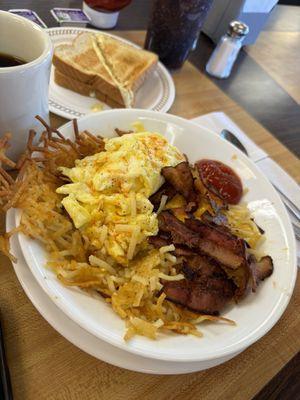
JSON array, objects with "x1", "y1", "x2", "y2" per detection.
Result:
[
  {"x1": 162, "y1": 162, "x2": 198, "y2": 209},
  {"x1": 163, "y1": 254, "x2": 236, "y2": 314},
  {"x1": 249, "y1": 255, "x2": 274, "y2": 291},
  {"x1": 185, "y1": 218, "x2": 246, "y2": 257},
  {"x1": 158, "y1": 211, "x2": 199, "y2": 248},
  {"x1": 158, "y1": 211, "x2": 246, "y2": 269}
]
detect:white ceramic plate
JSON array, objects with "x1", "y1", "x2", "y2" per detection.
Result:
[
  {"x1": 16, "y1": 109, "x2": 297, "y2": 363},
  {"x1": 47, "y1": 27, "x2": 175, "y2": 119},
  {"x1": 7, "y1": 208, "x2": 239, "y2": 374}
]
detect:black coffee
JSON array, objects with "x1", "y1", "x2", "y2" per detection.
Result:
[{"x1": 0, "y1": 52, "x2": 27, "y2": 67}]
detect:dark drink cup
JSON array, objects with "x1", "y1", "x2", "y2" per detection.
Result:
[{"x1": 144, "y1": 0, "x2": 213, "y2": 69}]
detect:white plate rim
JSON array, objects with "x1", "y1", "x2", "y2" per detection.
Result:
[
  {"x1": 16, "y1": 109, "x2": 297, "y2": 362},
  {"x1": 46, "y1": 27, "x2": 175, "y2": 119},
  {"x1": 6, "y1": 208, "x2": 242, "y2": 374}
]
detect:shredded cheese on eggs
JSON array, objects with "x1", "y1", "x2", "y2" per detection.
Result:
[{"x1": 56, "y1": 132, "x2": 185, "y2": 265}]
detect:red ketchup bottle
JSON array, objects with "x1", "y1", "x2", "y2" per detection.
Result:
[{"x1": 83, "y1": 0, "x2": 132, "y2": 29}]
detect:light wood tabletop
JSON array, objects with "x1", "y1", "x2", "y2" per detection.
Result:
[
  {"x1": 0, "y1": 31, "x2": 299, "y2": 400},
  {"x1": 246, "y1": 31, "x2": 300, "y2": 106}
]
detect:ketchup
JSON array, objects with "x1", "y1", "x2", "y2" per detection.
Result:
[
  {"x1": 196, "y1": 159, "x2": 243, "y2": 205},
  {"x1": 84, "y1": 0, "x2": 132, "y2": 12}
]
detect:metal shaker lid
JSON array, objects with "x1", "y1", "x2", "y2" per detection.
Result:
[{"x1": 227, "y1": 21, "x2": 249, "y2": 38}]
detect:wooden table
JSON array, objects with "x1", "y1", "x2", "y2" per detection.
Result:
[{"x1": 0, "y1": 30, "x2": 299, "y2": 400}]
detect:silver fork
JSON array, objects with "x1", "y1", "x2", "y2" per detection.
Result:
[
  {"x1": 220, "y1": 129, "x2": 300, "y2": 241},
  {"x1": 273, "y1": 183, "x2": 300, "y2": 222},
  {"x1": 289, "y1": 212, "x2": 300, "y2": 240},
  {"x1": 270, "y1": 183, "x2": 300, "y2": 240}
]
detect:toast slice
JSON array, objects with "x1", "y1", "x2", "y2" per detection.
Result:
[
  {"x1": 94, "y1": 34, "x2": 158, "y2": 92},
  {"x1": 53, "y1": 32, "x2": 158, "y2": 108},
  {"x1": 53, "y1": 32, "x2": 126, "y2": 106},
  {"x1": 54, "y1": 69, "x2": 124, "y2": 109}
]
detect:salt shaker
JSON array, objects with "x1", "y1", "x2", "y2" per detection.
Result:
[{"x1": 206, "y1": 21, "x2": 249, "y2": 79}]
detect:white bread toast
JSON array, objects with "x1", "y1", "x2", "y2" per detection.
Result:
[
  {"x1": 53, "y1": 32, "x2": 158, "y2": 108},
  {"x1": 54, "y1": 69, "x2": 123, "y2": 109},
  {"x1": 95, "y1": 34, "x2": 158, "y2": 92},
  {"x1": 53, "y1": 33, "x2": 125, "y2": 106}
]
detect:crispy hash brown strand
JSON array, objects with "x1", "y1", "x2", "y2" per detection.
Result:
[{"x1": 0, "y1": 118, "x2": 234, "y2": 340}]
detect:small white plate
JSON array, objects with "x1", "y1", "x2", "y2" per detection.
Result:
[
  {"x1": 47, "y1": 27, "x2": 175, "y2": 119},
  {"x1": 7, "y1": 209, "x2": 239, "y2": 374},
  {"x1": 16, "y1": 109, "x2": 297, "y2": 363}
]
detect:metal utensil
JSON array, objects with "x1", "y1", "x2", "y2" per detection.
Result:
[
  {"x1": 220, "y1": 129, "x2": 300, "y2": 240},
  {"x1": 0, "y1": 314, "x2": 13, "y2": 400},
  {"x1": 220, "y1": 129, "x2": 248, "y2": 157}
]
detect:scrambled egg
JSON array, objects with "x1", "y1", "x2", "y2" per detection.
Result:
[{"x1": 57, "y1": 130, "x2": 184, "y2": 265}]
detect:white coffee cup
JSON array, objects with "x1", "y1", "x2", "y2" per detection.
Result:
[{"x1": 0, "y1": 10, "x2": 53, "y2": 161}]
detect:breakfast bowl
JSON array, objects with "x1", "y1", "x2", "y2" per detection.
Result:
[{"x1": 13, "y1": 109, "x2": 296, "y2": 363}]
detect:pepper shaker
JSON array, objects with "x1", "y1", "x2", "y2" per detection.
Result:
[{"x1": 206, "y1": 21, "x2": 249, "y2": 79}]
